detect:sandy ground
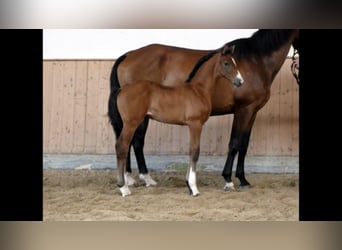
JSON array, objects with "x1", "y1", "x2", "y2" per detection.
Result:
[{"x1": 43, "y1": 169, "x2": 298, "y2": 221}]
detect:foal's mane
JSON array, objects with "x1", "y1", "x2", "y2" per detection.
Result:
[
  {"x1": 185, "y1": 50, "x2": 218, "y2": 83},
  {"x1": 226, "y1": 29, "x2": 295, "y2": 59}
]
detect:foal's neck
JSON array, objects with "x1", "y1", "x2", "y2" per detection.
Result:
[{"x1": 190, "y1": 55, "x2": 218, "y2": 97}]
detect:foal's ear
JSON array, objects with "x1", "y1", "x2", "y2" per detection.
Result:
[{"x1": 222, "y1": 44, "x2": 235, "y2": 55}]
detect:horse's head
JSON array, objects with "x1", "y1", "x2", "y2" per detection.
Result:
[{"x1": 219, "y1": 44, "x2": 244, "y2": 88}]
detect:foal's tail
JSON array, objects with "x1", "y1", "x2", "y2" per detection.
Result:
[{"x1": 108, "y1": 54, "x2": 127, "y2": 139}]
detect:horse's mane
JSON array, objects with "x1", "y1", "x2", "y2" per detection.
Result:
[
  {"x1": 185, "y1": 30, "x2": 295, "y2": 83},
  {"x1": 185, "y1": 50, "x2": 218, "y2": 83},
  {"x1": 226, "y1": 29, "x2": 295, "y2": 59}
]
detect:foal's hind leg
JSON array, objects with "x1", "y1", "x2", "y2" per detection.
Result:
[
  {"x1": 116, "y1": 124, "x2": 137, "y2": 197},
  {"x1": 186, "y1": 123, "x2": 202, "y2": 196},
  {"x1": 108, "y1": 91, "x2": 137, "y2": 187}
]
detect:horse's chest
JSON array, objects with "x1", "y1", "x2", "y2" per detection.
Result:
[{"x1": 235, "y1": 86, "x2": 269, "y2": 108}]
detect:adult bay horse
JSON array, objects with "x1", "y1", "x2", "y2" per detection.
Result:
[
  {"x1": 111, "y1": 44, "x2": 241, "y2": 197},
  {"x1": 108, "y1": 29, "x2": 299, "y2": 191}
]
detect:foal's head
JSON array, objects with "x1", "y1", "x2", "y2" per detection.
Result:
[{"x1": 218, "y1": 44, "x2": 244, "y2": 88}]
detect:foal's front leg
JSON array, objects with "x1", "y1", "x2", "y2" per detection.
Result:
[{"x1": 186, "y1": 123, "x2": 202, "y2": 196}]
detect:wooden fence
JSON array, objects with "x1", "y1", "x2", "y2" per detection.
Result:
[{"x1": 43, "y1": 59, "x2": 298, "y2": 156}]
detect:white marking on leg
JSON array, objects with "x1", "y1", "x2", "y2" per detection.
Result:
[
  {"x1": 224, "y1": 182, "x2": 236, "y2": 192},
  {"x1": 119, "y1": 184, "x2": 131, "y2": 197},
  {"x1": 125, "y1": 172, "x2": 137, "y2": 186},
  {"x1": 139, "y1": 174, "x2": 157, "y2": 187},
  {"x1": 188, "y1": 168, "x2": 200, "y2": 196}
]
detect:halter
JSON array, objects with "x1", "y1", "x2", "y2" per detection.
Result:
[{"x1": 291, "y1": 49, "x2": 300, "y2": 85}]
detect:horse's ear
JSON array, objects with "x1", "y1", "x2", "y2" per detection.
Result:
[{"x1": 222, "y1": 44, "x2": 235, "y2": 55}]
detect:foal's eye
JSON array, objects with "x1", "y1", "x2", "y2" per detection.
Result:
[{"x1": 223, "y1": 61, "x2": 231, "y2": 67}]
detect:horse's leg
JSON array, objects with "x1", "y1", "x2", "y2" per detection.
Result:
[
  {"x1": 222, "y1": 110, "x2": 256, "y2": 191},
  {"x1": 235, "y1": 130, "x2": 252, "y2": 188},
  {"x1": 132, "y1": 117, "x2": 157, "y2": 186},
  {"x1": 222, "y1": 138, "x2": 238, "y2": 192},
  {"x1": 186, "y1": 123, "x2": 202, "y2": 196},
  {"x1": 116, "y1": 124, "x2": 137, "y2": 197}
]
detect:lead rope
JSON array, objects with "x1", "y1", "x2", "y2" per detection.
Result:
[{"x1": 291, "y1": 49, "x2": 300, "y2": 85}]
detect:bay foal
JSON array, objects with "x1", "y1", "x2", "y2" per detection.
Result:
[{"x1": 113, "y1": 45, "x2": 242, "y2": 197}]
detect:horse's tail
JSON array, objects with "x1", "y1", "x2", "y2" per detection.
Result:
[
  {"x1": 110, "y1": 54, "x2": 127, "y2": 93},
  {"x1": 108, "y1": 54, "x2": 126, "y2": 139},
  {"x1": 108, "y1": 88, "x2": 122, "y2": 139}
]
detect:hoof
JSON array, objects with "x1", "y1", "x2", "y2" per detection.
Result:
[
  {"x1": 224, "y1": 182, "x2": 236, "y2": 192},
  {"x1": 186, "y1": 181, "x2": 200, "y2": 196},
  {"x1": 139, "y1": 174, "x2": 157, "y2": 187},
  {"x1": 125, "y1": 172, "x2": 137, "y2": 186},
  {"x1": 192, "y1": 191, "x2": 200, "y2": 197},
  {"x1": 119, "y1": 185, "x2": 132, "y2": 197}
]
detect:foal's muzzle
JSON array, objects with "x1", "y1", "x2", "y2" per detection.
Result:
[
  {"x1": 233, "y1": 78, "x2": 242, "y2": 88},
  {"x1": 230, "y1": 57, "x2": 244, "y2": 88},
  {"x1": 233, "y1": 71, "x2": 244, "y2": 88}
]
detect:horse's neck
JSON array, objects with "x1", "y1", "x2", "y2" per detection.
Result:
[
  {"x1": 262, "y1": 43, "x2": 291, "y2": 84},
  {"x1": 262, "y1": 33, "x2": 297, "y2": 83}
]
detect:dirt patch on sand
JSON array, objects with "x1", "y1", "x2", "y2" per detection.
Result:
[{"x1": 43, "y1": 170, "x2": 298, "y2": 221}]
